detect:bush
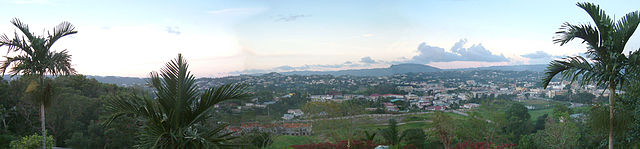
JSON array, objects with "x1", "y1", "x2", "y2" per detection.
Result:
[
  {"x1": 9, "y1": 133, "x2": 54, "y2": 149},
  {"x1": 402, "y1": 128, "x2": 426, "y2": 149},
  {"x1": 290, "y1": 140, "x2": 382, "y2": 149},
  {"x1": 0, "y1": 134, "x2": 15, "y2": 148}
]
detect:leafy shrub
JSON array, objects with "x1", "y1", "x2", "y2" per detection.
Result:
[
  {"x1": 9, "y1": 133, "x2": 54, "y2": 149},
  {"x1": 290, "y1": 140, "x2": 382, "y2": 149},
  {"x1": 453, "y1": 141, "x2": 517, "y2": 149}
]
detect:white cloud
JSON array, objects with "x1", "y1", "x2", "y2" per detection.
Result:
[{"x1": 52, "y1": 24, "x2": 243, "y2": 77}]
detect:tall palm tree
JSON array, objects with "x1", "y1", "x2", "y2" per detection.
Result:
[
  {"x1": 542, "y1": 2, "x2": 639, "y2": 148},
  {"x1": 0, "y1": 18, "x2": 76, "y2": 148},
  {"x1": 104, "y1": 54, "x2": 248, "y2": 148}
]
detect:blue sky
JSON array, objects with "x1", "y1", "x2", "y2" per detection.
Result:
[{"x1": 0, "y1": 0, "x2": 639, "y2": 77}]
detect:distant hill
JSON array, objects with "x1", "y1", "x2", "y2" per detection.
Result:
[
  {"x1": 281, "y1": 63, "x2": 441, "y2": 76},
  {"x1": 1, "y1": 64, "x2": 548, "y2": 84},
  {"x1": 453, "y1": 64, "x2": 547, "y2": 72},
  {"x1": 1, "y1": 75, "x2": 147, "y2": 86},
  {"x1": 274, "y1": 63, "x2": 547, "y2": 76},
  {"x1": 86, "y1": 76, "x2": 147, "y2": 86}
]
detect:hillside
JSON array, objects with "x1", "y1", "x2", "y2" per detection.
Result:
[{"x1": 282, "y1": 63, "x2": 441, "y2": 76}]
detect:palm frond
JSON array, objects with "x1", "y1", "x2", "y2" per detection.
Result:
[
  {"x1": 105, "y1": 54, "x2": 248, "y2": 148},
  {"x1": 554, "y1": 23, "x2": 599, "y2": 47},
  {"x1": 48, "y1": 49, "x2": 76, "y2": 75},
  {"x1": 542, "y1": 56, "x2": 596, "y2": 88},
  {"x1": 611, "y1": 11, "x2": 640, "y2": 53},
  {"x1": 10, "y1": 18, "x2": 35, "y2": 41},
  {"x1": 46, "y1": 21, "x2": 77, "y2": 49},
  {"x1": 577, "y1": 2, "x2": 613, "y2": 43}
]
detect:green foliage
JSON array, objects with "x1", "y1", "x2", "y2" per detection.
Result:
[
  {"x1": 0, "y1": 134, "x2": 15, "y2": 149},
  {"x1": 380, "y1": 119, "x2": 403, "y2": 146},
  {"x1": 533, "y1": 114, "x2": 548, "y2": 132},
  {"x1": 552, "y1": 103, "x2": 572, "y2": 120},
  {"x1": 432, "y1": 111, "x2": 454, "y2": 149},
  {"x1": 9, "y1": 133, "x2": 54, "y2": 149},
  {"x1": 532, "y1": 118, "x2": 581, "y2": 149},
  {"x1": 104, "y1": 54, "x2": 249, "y2": 148},
  {"x1": 238, "y1": 130, "x2": 275, "y2": 149},
  {"x1": 517, "y1": 134, "x2": 538, "y2": 149},
  {"x1": 402, "y1": 128, "x2": 426, "y2": 149},
  {"x1": 504, "y1": 103, "x2": 531, "y2": 142},
  {"x1": 587, "y1": 104, "x2": 634, "y2": 137},
  {"x1": 361, "y1": 130, "x2": 377, "y2": 142},
  {"x1": 64, "y1": 132, "x2": 87, "y2": 148},
  {"x1": 573, "y1": 92, "x2": 596, "y2": 104}
]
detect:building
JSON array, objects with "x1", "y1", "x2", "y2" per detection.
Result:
[{"x1": 287, "y1": 109, "x2": 304, "y2": 117}]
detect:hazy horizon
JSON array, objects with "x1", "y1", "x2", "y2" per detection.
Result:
[{"x1": 1, "y1": 0, "x2": 639, "y2": 77}]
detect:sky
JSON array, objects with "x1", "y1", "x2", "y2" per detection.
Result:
[{"x1": 0, "y1": 0, "x2": 639, "y2": 77}]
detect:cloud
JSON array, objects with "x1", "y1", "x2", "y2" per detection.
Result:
[
  {"x1": 275, "y1": 14, "x2": 310, "y2": 22},
  {"x1": 520, "y1": 51, "x2": 563, "y2": 64},
  {"x1": 360, "y1": 56, "x2": 376, "y2": 64},
  {"x1": 409, "y1": 39, "x2": 509, "y2": 63},
  {"x1": 165, "y1": 26, "x2": 180, "y2": 35},
  {"x1": 521, "y1": 51, "x2": 552, "y2": 59},
  {"x1": 232, "y1": 60, "x2": 376, "y2": 74}
]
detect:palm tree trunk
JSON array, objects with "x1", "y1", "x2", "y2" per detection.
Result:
[
  {"x1": 40, "y1": 76, "x2": 46, "y2": 149},
  {"x1": 41, "y1": 101, "x2": 46, "y2": 149},
  {"x1": 608, "y1": 85, "x2": 615, "y2": 149}
]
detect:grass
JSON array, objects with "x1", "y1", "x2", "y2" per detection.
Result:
[
  {"x1": 266, "y1": 135, "x2": 315, "y2": 149},
  {"x1": 268, "y1": 112, "x2": 449, "y2": 147},
  {"x1": 518, "y1": 99, "x2": 553, "y2": 109},
  {"x1": 528, "y1": 108, "x2": 553, "y2": 121}
]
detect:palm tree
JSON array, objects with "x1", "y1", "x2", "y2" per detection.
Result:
[
  {"x1": 104, "y1": 54, "x2": 249, "y2": 148},
  {"x1": 0, "y1": 18, "x2": 76, "y2": 148},
  {"x1": 379, "y1": 119, "x2": 404, "y2": 147},
  {"x1": 542, "y1": 2, "x2": 639, "y2": 149}
]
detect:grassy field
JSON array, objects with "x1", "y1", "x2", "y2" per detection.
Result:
[
  {"x1": 518, "y1": 99, "x2": 553, "y2": 109},
  {"x1": 528, "y1": 108, "x2": 553, "y2": 121},
  {"x1": 266, "y1": 112, "x2": 465, "y2": 148}
]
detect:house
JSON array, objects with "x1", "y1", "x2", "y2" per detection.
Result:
[
  {"x1": 287, "y1": 109, "x2": 304, "y2": 117},
  {"x1": 282, "y1": 114, "x2": 294, "y2": 120},
  {"x1": 382, "y1": 94, "x2": 404, "y2": 99},
  {"x1": 383, "y1": 102, "x2": 399, "y2": 112},
  {"x1": 462, "y1": 103, "x2": 480, "y2": 109},
  {"x1": 427, "y1": 106, "x2": 446, "y2": 111}
]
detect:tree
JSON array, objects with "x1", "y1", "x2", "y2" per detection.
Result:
[
  {"x1": 534, "y1": 114, "x2": 548, "y2": 132},
  {"x1": 361, "y1": 130, "x2": 377, "y2": 142},
  {"x1": 380, "y1": 119, "x2": 403, "y2": 146},
  {"x1": 573, "y1": 92, "x2": 596, "y2": 104},
  {"x1": 433, "y1": 112, "x2": 454, "y2": 149},
  {"x1": 104, "y1": 54, "x2": 249, "y2": 148},
  {"x1": 0, "y1": 18, "x2": 77, "y2": 148},
  {"x1": 552, "y1": 104, "x2": 573, "y2": 121},
  {"x1": 402, "y1": 128, "x2": 426, "y2": 149},
  {"x1": 504, "y1": 103, "x2": 531, "y2": 142},
  {"x1": 542, "y1": 2, "x2": 640, "y2": 148},
  {"x1": 534, "y1": 117, "x2": 581, "y2": 149},
  {"x1": 10, "y1": 133, "x2": 54, "y2": 149}
]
